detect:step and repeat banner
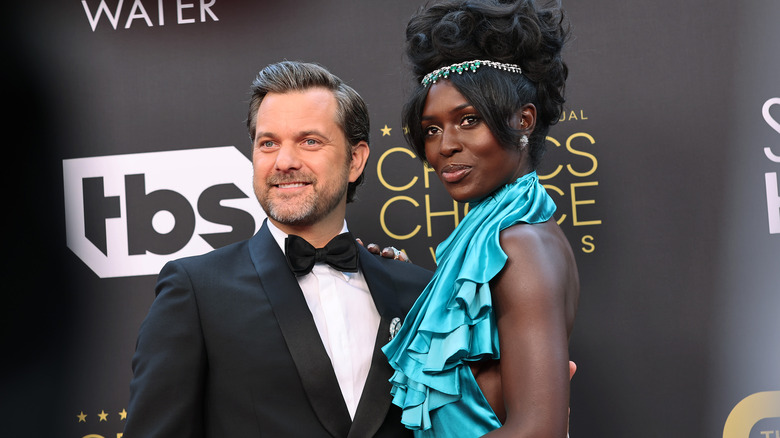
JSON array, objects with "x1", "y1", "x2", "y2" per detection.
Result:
[{"x1": 4, "y1": 0, "x2": 778, "y2": 436}]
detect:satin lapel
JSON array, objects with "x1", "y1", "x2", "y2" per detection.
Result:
[
  {"x1": 348, "y1": 247, "x2": 404, "y2": 438},
  {"x1": 248, "y1": 223, "x2": 352, "y2": 438}
]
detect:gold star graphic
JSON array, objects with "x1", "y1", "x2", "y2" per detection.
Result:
[
  {"x1": 119, "y1": 408, "x2": 127, "y2": 420},
  {"x1": 77, "y1": 411, "x2": 87, "y2": 423},
  {"x1": 381, "y1": 125, "x2": 392, "y2": 136},
  {"x1": 98, "y1": 410, "x2": 109, "y2": 422}
]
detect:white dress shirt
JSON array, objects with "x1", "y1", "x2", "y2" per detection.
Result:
[{"x1": 267, "y1": 220, "x2": 380, "y2": 419}]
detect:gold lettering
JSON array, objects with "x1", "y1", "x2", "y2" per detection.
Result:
[
  {"x1": 423, "y1": 163, "x2": 436, "y2": 188},
  {"x1": 380, "y1": 196, "x2": 421, "y2": 240},
  {"x1": 566, "y1": 132, "x2": 598, "y2": 177},
  {"x1": 581, "y1": 235, "x2": 595, "y2": 253},
  {"x1": 543, "y1": 184, "x2": 567, "y2": 225},
  {"x1": 538, "y1": 136, "x2": 563, "y2": 180},
  {"x1": 377, "y1": 147, "x2": 418, "y2": 191},
  {"x1": 558, "y1": 109, "x2": 588, "y2": 122},
  {"x1": 571, "y1": 181, "x2": 602, "y2": 226}
]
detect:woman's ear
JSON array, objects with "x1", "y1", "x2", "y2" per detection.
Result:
[{"x1": 510, "y1": 103, "x2": 537, "y2": 134}]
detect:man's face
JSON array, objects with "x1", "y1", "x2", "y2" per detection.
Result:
[{"x1": 252, "y1": 87, "x2": 366, "y2": 229}]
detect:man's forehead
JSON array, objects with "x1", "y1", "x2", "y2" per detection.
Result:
[
  {"x1": 257, "y1": 88, "x2": 337, "y2": 122},
  {"x1": 254, "y1": 88, "x2": 343, "y2": 138}
]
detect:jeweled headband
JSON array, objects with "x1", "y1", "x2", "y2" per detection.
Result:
[{"x1": 421, "y1": 60, "x2": 523, "y2": 87}]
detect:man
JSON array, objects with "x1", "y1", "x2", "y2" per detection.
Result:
[{"x1": 124, "y1": 61, "x2": 432, "y2": 437}]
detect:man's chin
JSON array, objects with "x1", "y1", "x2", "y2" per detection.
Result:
[{"x1": 266, "y1": 208, "x2": 318, "y2": 227}]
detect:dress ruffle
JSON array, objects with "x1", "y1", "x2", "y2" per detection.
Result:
[{"x1": 382, "y1": 172, "x2": 556, "y2": 433}]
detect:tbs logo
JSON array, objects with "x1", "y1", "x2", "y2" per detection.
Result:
[{"x1": 63, "y1": 146, "x2": 265, "y2": 278}]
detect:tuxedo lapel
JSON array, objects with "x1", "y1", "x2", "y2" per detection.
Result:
[
  {"x1": 248, "y1": 223, "x2": 352, "y2": 438},
  {"x1": 349, "y1": 246, "x2": 405, "y2": 438}
]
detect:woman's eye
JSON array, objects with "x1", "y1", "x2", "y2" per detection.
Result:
[
  {"x1": 461, "y1": 115, "x2": 479, "y2": 126},
  {"x1": 423, "y1": 125, "x2": 440, "y2": 136}
]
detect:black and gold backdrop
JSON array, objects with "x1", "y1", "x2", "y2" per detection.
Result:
[{"x1": 4, "y1": 0, "x2": 778, "y2": 436}]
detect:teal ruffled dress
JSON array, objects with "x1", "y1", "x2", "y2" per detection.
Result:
[{"x1": 382, "y1": 172, "x2": 556, "y2": 437}]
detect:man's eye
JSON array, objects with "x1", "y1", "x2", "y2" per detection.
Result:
[
  {"x1": 302, "y1": 138, "x2": 322, "y2": 146},
  {"x1": 260, "y1": 140, "x2": 275, "y2": 148}
]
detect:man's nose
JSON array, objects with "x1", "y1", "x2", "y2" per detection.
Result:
[{"x1": 274, "y1": 144, "x2": 302, "y2": 171}]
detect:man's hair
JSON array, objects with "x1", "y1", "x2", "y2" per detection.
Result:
[{"x1": 247, "y1": 61, "x2": 369, "y2": 202}]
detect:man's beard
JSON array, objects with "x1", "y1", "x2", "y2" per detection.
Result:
[{"x1": 255, "y1": 170, "x2": 349, "y2": 227}]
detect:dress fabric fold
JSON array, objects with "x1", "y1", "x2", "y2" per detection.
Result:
[{"x1": 382, "y1": 172, "x2": 557, "y2": 437}]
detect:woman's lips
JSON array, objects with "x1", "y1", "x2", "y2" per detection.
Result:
[{"x1": 440, "y1": 164, "x2": 471, "y2": 183}]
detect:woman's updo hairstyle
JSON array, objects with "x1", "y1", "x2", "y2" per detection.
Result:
[{"x1": 402, "y1": 0, "x2": 569, "y2": 169}]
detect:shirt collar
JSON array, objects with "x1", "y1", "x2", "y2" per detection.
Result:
[
  {"x1": 265, "y1": 218, "x2": 350, "y2": 255},
  {"x1": 265, "y1": 219, "x2": 355, "y2": 281}
]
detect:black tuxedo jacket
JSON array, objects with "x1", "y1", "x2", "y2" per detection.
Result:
[{"x1": 124, "y1": 223, "x2": 432, "y2": 437}]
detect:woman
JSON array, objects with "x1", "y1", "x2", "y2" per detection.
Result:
[{"x1": 382, "y1": 1, "x2": 579, "y2": 437}]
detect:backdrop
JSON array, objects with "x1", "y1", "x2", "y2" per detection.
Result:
[{"x1": 4, "y1": 0, "x2": 778, "y2": 436}]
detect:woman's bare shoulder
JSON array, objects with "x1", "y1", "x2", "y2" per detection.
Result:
[
  {"x1": 496, "y1": 219, "x2": 579, "y2": 327},
  {"x1": 498, "y1": 220, "x2": 576, "y2": 273}
]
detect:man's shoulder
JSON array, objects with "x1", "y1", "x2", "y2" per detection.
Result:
[
  {"x1": 165, "y1": 237, "x2": 253, "y2": 271},
  {"x1": 154, "y1": 237, "x2": 259, "y2": 297}
]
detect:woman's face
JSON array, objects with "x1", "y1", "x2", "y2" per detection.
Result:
[{"x1": 421, "y1": 80, "x2": 527, "y2": 203}]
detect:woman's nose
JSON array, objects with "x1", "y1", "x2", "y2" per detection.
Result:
[{"x1": 439, "y1": 127, "x2": 462, "y2": 157}]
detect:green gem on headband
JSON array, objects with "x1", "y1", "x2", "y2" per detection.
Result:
[{"x1": 421, "y1": 60, "x2": 523, "y2": 86}]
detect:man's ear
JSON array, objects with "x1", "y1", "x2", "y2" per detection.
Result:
[
  {"x1": 349, "y1": 141, "x2": 370, "y2": 182},
  {"x1": 510, "y1": 103, "x2": 537, "y2": 134}
]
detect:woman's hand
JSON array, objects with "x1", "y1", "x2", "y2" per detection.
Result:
[{"x1": 355, "y1": 238, "x2": 410, "y2": 262}]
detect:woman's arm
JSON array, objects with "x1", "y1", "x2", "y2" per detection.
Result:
[{"x1": 482, "y1": 221, "x2": 578, "y2": 438}]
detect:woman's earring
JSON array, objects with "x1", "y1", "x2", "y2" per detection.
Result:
[{"x1": 520, "y1": 135, "x2": 529, "y2": 149}]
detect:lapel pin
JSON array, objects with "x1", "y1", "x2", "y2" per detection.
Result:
[{"x1": 389, "y1": 317, "x2": 401, "y2": 341}]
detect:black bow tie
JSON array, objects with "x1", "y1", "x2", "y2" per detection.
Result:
[{"x1": 285, "y1": 232, "x2": 359, "y2": 276}]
